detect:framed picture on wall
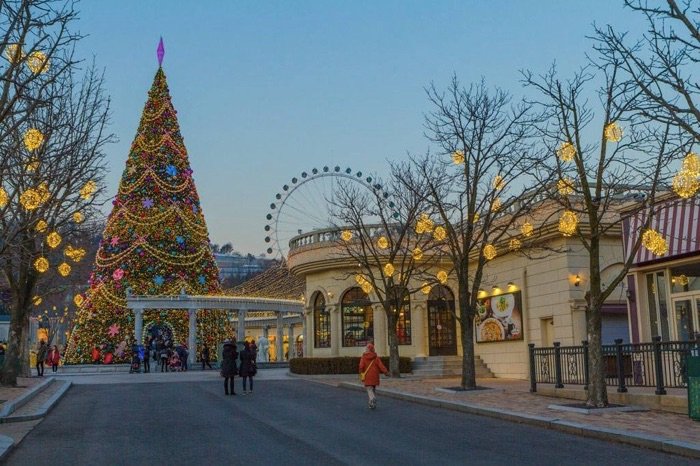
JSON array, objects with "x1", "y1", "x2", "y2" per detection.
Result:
[{"x1": 475, "y1": 291, "x2": 524, "y2": 343}]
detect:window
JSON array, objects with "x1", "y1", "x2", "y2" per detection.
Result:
[
  {"x1": 670, "y1": 264, "x2": 700, "y2": 294},
  {"x1": 341, "y1": 287, "x2": 373, "y2": 347},
  {"x1": 313, "y1": 292, "x2": 330, "y2": 348},
  {"x1": 388, "y1": 286, "x2": 411, "y2": 345}
]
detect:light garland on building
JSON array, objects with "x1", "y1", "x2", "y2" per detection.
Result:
[
  {"x1": 604, "y1": 122, "x2": 623, "y2": 142},
  {"x1": 641, "y1": 229, "x2": 668, "y2": 256},
  {"x1": 558, "y1": 211, "x2": 578, "y2": 237},
  {"x1": 483, "y1": 244, "x2": 497, "y2": 260},
  {"x1": 557, "y1": 141, "x2": 576, "y2": 162},
  {"x1": 451, "y1": 150, "x2": 465, "y2": 165},
  {"x1": 23, "y1": 128, "x2": 44, "y2": 152}
]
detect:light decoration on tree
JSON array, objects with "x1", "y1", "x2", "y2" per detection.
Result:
[
  {"x1": 46, "y1": 231, "x2": 62, "y2": 248},
  {"x1": 491, "y1": 197, "x2": 502, "y2": 212},
  {"x1": 0, "y1": 187, "x2": 8, "y2": 208},
  {"x1": 377, "y1": 236, "x2": 389, "y2": 249},
  {"x1": 23, "y1": 128, "x2": 44, "y2": 151},
  {"x1": 557, "y1": 177, "x2": 575, "y2": 196},
  {"x1": 33, "y1": 296, "x2": 42, "y2": 306},
  {"x1": 472, "y1": 213, "x2": 480, "y2": 223},
  {"x1": 682, "y1": 152, "x2": 699, "y2": 175},
  {"x1": 72, "y1": 212, "x2": 84, "y2": 223},
  {"x1": 452, "y1": 150, "x2": 465, "y2": 165},
  {"x1": 641, "y1": 229, "x2": 668, "y2": 256},
  {"x1": 58, "y1": 262, "x2": 72, "y2": 277},
  {"x1": 509, "y1": 238, "x2": 521, "y2": 251},
  {"x1": 64, "y1": 245, "x2": 86, "y2": 262},
  {"x1": 672, "y1": 170, "x2": 699, "y2": 199},
  {"x1": 383, "y1": 263, "x2": 395, "y2": 277},
  {"x1": 37, "y1": 182, "x2": 50, "y2": 204},
  {"x1": 604, "y1": 122, "x2": 623, "y2": 142},
  {"x1": 34, "y1": 257, "x2": 49, "y2": 273},
  {"x1": 355, "y1": 274, "x2": 366, "y2": 285},
  {"x1": 416, "y1": 213, "x2": 434, "y2": 234},
  {"x1": 421, "y1": 282, "x2": 432, "y2": 295},
  {"x1": 433, "y1": 226, "x2": 447, "y2": 241},
  {"x1": 521, "y1": 222, "x2": 534, "y2": 237},
  {"x1": 25, "y1": 158, "x2": 40, "y2": 172},
  {"x1": 436, "y1": 270, "x2": 448, "y2": 284},
  {"x1": 483, "y1": 244, "x2": 497, "y2": 260},
  {"x1": 361, "y1": 281, "x2": 373, "y2": 294},
  {"x1": 341, "y1": 230, "x2": 353, "y2": 242},
  {"x1": 79, "y1": 180, "x2": 97, "y2": 200},
  {"x1": 26, "y1": 50, "x2": 49, "y2": 74},
  {"x1": 412, "y1": 247, "x2": 423, "y2": 261},
  {"x1": 558, "y1": 210, "x2": 578, "y2": 237},
  {"x1": 20, "y1": 188, "x2": 41, "y2": 210},
  {"x1": 557, "y1": 141, "x2": 576, "y2": 162},
  {"x1": 74, "y1": 294, "x2": 84, "y2": 307},
  {"x1": 675, "y1": 274, "x2": 689, "y2": 287},
  {"x1": 35, "y1": 219, "x2": 48, "y2": 232},
  {"x1": 4, "y1": 44, "x2": 23, "y2": 64},
  {"x1": 493, "y1": 175, "x2": 505, "y2": 191}
]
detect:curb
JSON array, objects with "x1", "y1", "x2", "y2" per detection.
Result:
[
  {"x1": 0, "y1": 378, "x2": 53, "y2": 418},
  {"x1": 0, "y1": 434, "x2": 14, "y2": 463},
  {"x1": 337, "y1": 381, "x2": 700, "y2": 459},
  {"x1": 2, "y1": 380, "x2": 72, "y2": 423}
]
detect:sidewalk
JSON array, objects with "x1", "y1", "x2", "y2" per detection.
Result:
[{"x1": 295, "y1": 374, "x2": 700, "y2": 459}]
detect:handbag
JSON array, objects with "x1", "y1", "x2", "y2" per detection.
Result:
[{"x1": 359, "y1": 359, "x2": 375, "y2": 382}]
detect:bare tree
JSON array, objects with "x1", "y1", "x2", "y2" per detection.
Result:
[
  {"x1": 0, "y1": 63, "x2": 112, "y2": 385},
  {"x1": 405, "y1": 77, "x2": 549, "y2": 390},
  {"x1": 522, "y1": 46, "x2": 686, "y2": 405},
  {"x1": 595, "y1": 0, "x2": 699, "y2": 142},
  {"x1": 331, "y1": 163, "x2": 438, "y2": 376}
]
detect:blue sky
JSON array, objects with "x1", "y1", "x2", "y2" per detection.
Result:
[{"x1": 76, "y1": 1, "x2": 646, "y2": 255}]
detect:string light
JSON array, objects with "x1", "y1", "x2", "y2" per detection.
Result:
[
  {"x1": 521, "y1": 222, "x2": 534, "y2": 237},
  {"x1": 377, "y1": 236, "x2": 389, "y2": 249},
  {"x1": 412, "y1": 247, "x2": 423, "y2": 261},
  {"x1": 682, "y1": 152, "x2": 699, "y2": 175},
  {"x1": 672, "y1": 169, "x2": 699, "y2": 199},
  {"x1": 355, "y1": 274, "x2": 366, "y2": 285},
  {"x1": 35, "y1": 219, "x2": 48, "y2": 232},
  {"x1": 58, "y1": 262, "x2": 72, "y2": 277},
  {"x1": 80, "y1": 180, "x2": 97, "y2": 200},
  {"x1": 472, "y1": 213, "x2": 480, "y2": 224},
  {"x1": 34, "y1": 257, "x2": 49, "y2": 273},
  {"x1": 509, "y1": 238, "x2": 521, "y2": 251},
  {"x1": 557, "y1": 141, "x2": 576, "y2": 162},
  {"x1": 483, "y1": 244, "x2": 497, "y2": 260},
  {"x1": 26, "y1": 51, "x2": 50, "y2": 74},
  {"x1": 433, "y1": 226, "x2": 447, "y2": 241},
  {"x1": 383, "y1": 263, "x2": 395, "y2": 277},
  {"x1": 4, "y1": 44, "x2": 23, "y2": 64},
  {"x1": 416, "y1": 213, "x2": 434, "y2": 234},
  {"x1": 557, "y1": 177, "x2": 575, "y2": 196},
  {"x1": 19, "y1": 188, "x2": 41, "y2": 210},
  {"x1": 641, "y1": 229, "x2": 668, "y2": 256},
  {"x1": 74, "y1": 294, "x2": 84, "y2": 307},
  {"x1": 558, "y1": 210, "x2": 578, "y2": 237},
  {"x1": 493, "y1": 175, "x2": 505, "y2": 191},
  {"x1": 33, "y1": 296, "x2": 42, "y2": 306},
  {"x1": 421, "y1": 283, "x2": 432, "y2": 295},
  {"x1": 0, "y1": 187, "x2": 7, "y2": 208},
  {"x1": 491, "y1": 197, "x2": 502, "y2": 212},
  {"x1": 37, "y1": 182, "x2": 50, "y2": 204},
  {"x1": 452, "y1": 150, "x2": 465, "y2": 165},
  {"x1": 23, "y1": 128, "x2": 44, "y2": 151},
  {"x1": 341, "y1": 230, "x2": 353, "y2": 242},
  {"x1": 361, "y1": 281, "x2": 373, "y2": 294},
  {"x1": 604, "y1": 122, "x2": 623, "y2": 142},
  {"x1": 46, "y1": 231, "x2": 62, "y2": 249},
  {"x1": 25, "y1": 158, "x2": 40, "y2": 172},
  {"x1": 436, "y1": 270, "x2": 448, "y2": 284}
]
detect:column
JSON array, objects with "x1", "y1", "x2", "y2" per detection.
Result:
[
  {"x1": 237, "y1": 308, "x2": 246, "y2": 342},
  {"x1": 188, "y1": 309, "x2": 197, "y2": 366},
  {"x1": 133, "y1": 307, "x2": 144, "y2": 344},
  {"x1": 302, "y1": 310, "x2": 309, "y2": 357},
  {"x1": 413, "y1": 304, "x2": 426, "y2": 357},
  {"x1": 287, "y1": 324, "x2": 295, "y2": 359},
  {"x1": 374, "y1": 305, "x2": 387, "y2": 355},
  {"x1": 330, "y1": 306, "x2": 340, "y2": 356},
  {"x1": 276, "y1": 313, "x2": 284, "y2": 362}
]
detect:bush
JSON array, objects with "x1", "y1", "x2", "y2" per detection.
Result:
[{"x1": 289, "y1": 356, "x2": 412, "y2": 374}]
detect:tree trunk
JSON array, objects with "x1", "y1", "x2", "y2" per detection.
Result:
[
  {"x1": 385, "y1": 307, "x2": 401, "y2": 377},
  {"x1": 1, "y1": 302, "x2": 31, "y2": 386},
  {"x1": 586, "y1": 304, "x2": 607, "y2": 407},
  {"x1": 458, "y1": 286, "x2": 476, "y2": 389}
]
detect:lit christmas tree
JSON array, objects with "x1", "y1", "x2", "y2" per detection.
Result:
[{"x1": 65, "y1": 43, "x2": 230, "y2": 363}]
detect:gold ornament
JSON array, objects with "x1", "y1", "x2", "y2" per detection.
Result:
[
  {"x1": 558, "y1": 210, "x2": 578, "y2": 237},
  {"x1": 80, "y1": 180, "x2": 97, "y2": 200},
  {"x1": 557, "y1": 141, "x2": 576, "y2": 162},
  {"x1": 4, "y1": 44, "x2": 23, "y2": 64},
  {"x1": 604, "y1": 122, "x2": 623, "y2": 142},
  {"x1": 433, "y1": 226, "x2": 447, "y2": 241},
  {"x1": 19, "y1": 188, "x2": 41, "y2": 210},
  {"x1": 509, "y1": 238, "x2": 522, "y2": 251},
  {"x1": 33, "y1": 296, "x2": 42, "y2": 306},
  {"x1": 23, "y1": 128, "x2": 44, "y2": 152},
  {"x1": 521, "y1": 222, "x2": 534, "y2": 237},
  {"x1": 557, "y1": 177, "x2": 575, "y2": 196},
  {"x1": 74, "y1": 294, "x2": 84, "y2": 307},
  {"x1": 72, "y1": 211, "x2": 84, "y2": 223},
  {"x1": 58, "y1": 262, "x2": 71, "y2": 277},
  {"x1": 412, "y1": 247, "x2": 424, "y2": 261},
  {"x1": 452, "y1": 150, "x2": 465, "y2": 165},
  {"x1": 34, "y1": 257, "x2": 49, "y2": 273},
  {"x1": 436, "y1": 270, "x2": 448, "y2": 284},
  {"x1": 491, "y1": 197, "x2": 502, "y2": 212},
  {"x1": 26, "y1": 50, "x2": 49, "y2": 74},
  {"x1": 383, "y1": 263, "x2": 395, "y2": 277},
  {"x1": 37, "y1": 182, "x2": 50, "y2": 204},
  {"x1": 682, "y1": 152, "x2": 699, "y2": 175},
  {"x1": 416, "y1": 213, "x2": 434, "y2": 234},
  {"x1": 421, "y1": 283, "x2": 432, "y2": 295},
  {"x1": 0, "y1": 187, "x2": 8, "y2": 208},
  {"x1": 355, "y1": 274, "x2": 366, "y2": 285},
  {"x1": 672, "y1": 169, "x2": 699, "y2": 199},
  {"x1": 25, "y1": 158, "x2": 40, "y2": 172},
  {"x1": 46, "y1": 231, "x2": 62, "y2": 248},
  {"x1": 483, "y1": 244, "x2": 497, "y2": 260},
  {"x1": 641, "y1": 229, "x2": 668, "y2": 256},
  {"x1": 377, "y1": 236, "x2": 389, "y2": 249},
  {"x1": 493, "y1": 175, "x2": 505, "y2": 191},
  {"x1": 35, "y1": 219, "x2": 48, "y2": 232},
  {"x1": 361, "y1": 281, "x2": 373, "y2": 294},
  {"x1": 675, "y1": 274, "x2": 689, "y2": 287},
  {"x1": 341, "y1": 230, "x2": 353, "y2": 242}
]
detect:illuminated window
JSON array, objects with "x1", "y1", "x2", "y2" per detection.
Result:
[
  {"x1": 313, "y1": 292, "x2": 330, "y2": 348},
  {"x1": 341, "y1": 287, "x2": 373, "y2": 347}
]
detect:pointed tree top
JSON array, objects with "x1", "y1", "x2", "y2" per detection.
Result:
[{"x1": 157, "y1": 37, "x2": 165, "y2": 66}]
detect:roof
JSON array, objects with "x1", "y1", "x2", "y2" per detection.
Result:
[{"x1": 227, "y1": 261, "x2": 305, "y2": 301}]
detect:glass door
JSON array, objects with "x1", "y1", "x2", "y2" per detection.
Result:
[{"x1": 673, "y1": 299, "x2": 695, "y2": 341}]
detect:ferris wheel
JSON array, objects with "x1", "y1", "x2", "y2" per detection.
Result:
[{"x1": 264, "y1": 166, "x2": 391, "y2": 259}]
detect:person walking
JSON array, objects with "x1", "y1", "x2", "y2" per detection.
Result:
[
  {"x1": 201, "y1": 343, "x2": 213, "y2": 370},
  {"x1": 358, "y1": 343, "x2": 388, "y2": 409},
  {"x1": 239, "y1": 341, "x2": 257, "y2": 395},
  {"x1": 36, "y1": 340, "x2": 48, "y2": 377},
  {"x1": 46, "y1": 345, "x2": 60, "y2": 373},
  {"x1": 221, "y1": 340, "x2": 238, "y2": 396}
]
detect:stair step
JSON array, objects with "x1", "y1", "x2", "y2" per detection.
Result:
[{"x1": 411, "y1": 355, "x2": 494, "y2": 378}]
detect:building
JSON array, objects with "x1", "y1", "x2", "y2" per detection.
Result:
[{"x1": 214, "y1": 252, "x2": 275, "y2": 285}]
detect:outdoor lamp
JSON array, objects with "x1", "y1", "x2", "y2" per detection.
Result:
[{"x1": 574, "y1": 275, "x2": 581, "y2": 287}]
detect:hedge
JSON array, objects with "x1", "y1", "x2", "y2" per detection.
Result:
[{"x1": 289, "y1": 356, "x2": 412, "y2": 375}]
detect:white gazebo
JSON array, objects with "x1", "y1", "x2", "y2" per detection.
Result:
[{"x1": 126, "y1": 291, "x2": 304, "y2": 365}]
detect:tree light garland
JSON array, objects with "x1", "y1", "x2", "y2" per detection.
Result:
[
  {"x1": 421, "y1": 282, "x2": 432, "y2": 295},
  {"x1": 604, "y1": 122, "x2": 623, "y2": 142},
  {"x1": 672, "y1": 169, "x2": 699, "y2": 199},
  {"x1": 35, "y1": 219, "x2": 48, "y2": 232},
  {"x1": 34, "y1": 257, "x2": 49, "y2": 273},
  {"x1": 436, "y1": 270, "x2": 448, "y2": 284},
  {"x1": 483, "y1": 244, "x2": 497, "y2": 260},
  {"x1": 25, "y1": 158, "x2": 40, "y2": 172},
  {"x1": 452, "y1": 150, "x2": 465, "y2": 165},
  {"x1": 341, "y1": 230, "x2": 353, "y2": 242},
  {"x1": 46, "y1": 231, "x2": 62, "y2": 249},
  {"x1": 521, "y1": 222, "x2": 534, "y2": 237},
  {"x1": 491, "y1": 197, "x2": 502, "y2": 212},
  {"x1": 80, "y1": 180, "x2": 97, "y2": 200},
  {"x1": 33, "y1": 296, "x2": 42, "y2": 306},
  {"x1": 58, "y1": 262, "x2": 72, "y2": 277},
  {"x1": 4, "y1": 44, "x2": 23, "y2": 64},
  {"x1": 557, "y1": 141, "x2": 576, "y2": 162},
  {"x1": 23, "y1": 128, "x2": 44, "y2": 152},
  {"x1": 493, "y1": 175, "x2": 505, "y2": 191},
  {"x1": 433, "y1": 226, "x2": 447, "y2": 241},
  {"x1": 19, "y1": 188, "x2": 41, "y2": 210},
  {"x1": 0, "y1": 187, "x2": 8, "y2": 208},
  {"x1": 383, "y1": 263, "x2": 395, "y2": 277},
  {"x1": 377, "y1": 236, "x2": 389, "y2": 249},
  {"x1": 641, "y1": 229, "x2": 668, "y2": 256},
  {"x1": 412, "y1": 247, "x2": 423, "y2": 261},
  {"x1": 509, "y1": 238, "x2": 521, "y2": 251},
  {"x1": 73, "y1": 211, "x2": 85, "y2": 223},
  {"x1": 558, "y1": 210, "x2": 578, "y2": 237},
  {"x1": 26, "y1": 50, "x2": 49, "y2": 74},
  {"x1": 557, "y1": 177, "x2": 575, "y2": 196},
  {"x1": 74, "y1": 294, "x2": 84, "y2": 307},
  {"x1": 682, "y1": 152, "x2": 699, "y2": 175}
]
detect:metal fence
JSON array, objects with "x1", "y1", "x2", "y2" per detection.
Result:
[{"x1": 528, "y1": 335, "x2": 700, "y2": 395}]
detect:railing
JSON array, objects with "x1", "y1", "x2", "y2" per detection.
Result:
[
  {"x1": 289, "y1": 224, "x2": 393, "y2": 252},
  {"x1": 528, "y1": 334, "x2": 700, "y2": 394}
]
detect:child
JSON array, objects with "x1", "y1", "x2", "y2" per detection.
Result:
[{"x1": 169, "y1": 351, "x2": 181, "y2": 372}]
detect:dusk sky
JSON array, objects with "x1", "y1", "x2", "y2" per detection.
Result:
[{"x1": 76, "y1": 1, "x2": 646, "y2": 256}]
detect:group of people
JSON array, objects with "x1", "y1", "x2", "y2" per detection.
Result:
[
  {"x1": 136, "y1": 337, "x2": 189, "y2": 373},
  {"x1": 35, "y1": 340, "x2": 61, "y2": 376},
  {"x1": 221, "y1": 339, "x2": 257, "y2": 396}
]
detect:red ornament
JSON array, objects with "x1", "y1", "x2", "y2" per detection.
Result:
[
  {"x1": 91, "y1": 347, "x2": 101, "y2": 362},
  {"x1": 103, "y1": 352, "x2": 114, "y2": 364}
]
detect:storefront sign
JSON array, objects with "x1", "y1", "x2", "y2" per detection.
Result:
[{"x1": 476, "y1": 291, "x2": 523, "y2": 343}]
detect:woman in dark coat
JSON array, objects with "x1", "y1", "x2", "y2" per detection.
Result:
[
  {"x1": 238, "y1": 341, "x2": 257, "y2": 395},
  {"x1": 221, "y1": 340, "x2": 238, "y2": 395}
]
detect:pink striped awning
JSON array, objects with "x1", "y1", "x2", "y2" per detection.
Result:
[{"x1": 623, "y1": 197, "x2": 700, "y2": 265}]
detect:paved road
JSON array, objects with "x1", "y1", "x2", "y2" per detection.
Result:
[{"x1": 6, "y1": 377, "x2": 694, "y2": 466}]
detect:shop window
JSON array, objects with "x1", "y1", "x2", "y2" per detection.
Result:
[
  {"x1": 646, "y1": 271, "x2": 670, "y2": 340},
  {"x1": 313, "y1": 292, "x2": 330, "y2": 348},
  {"x1": 670, "y1": 264, "x2": 700, "y2": 294},
  {"x1": 341, "y1": 287, "x2": 373, "y2": 347},
  {"x1": 388, "y1": 286, "x2": 411, "y2": 345}
]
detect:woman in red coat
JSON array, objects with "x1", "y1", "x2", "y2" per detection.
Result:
[
  {"x1": 46, "y1": 345, "x2": 60, "y2": 373},
  {"x1": 358, "y1": 343, "x2": 388, "y2": 409}
]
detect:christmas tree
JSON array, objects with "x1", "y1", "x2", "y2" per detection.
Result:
[{"x1": 65, "y1": 47, "x2": 230, "y2": 364}]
